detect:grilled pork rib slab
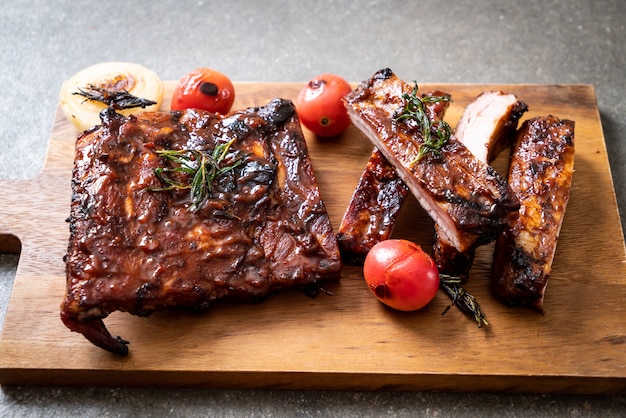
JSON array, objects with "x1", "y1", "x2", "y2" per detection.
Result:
[
  {"x1": 337, "y1": 90, "x2": 451, "y2": 264},
  {"x1": 62, "y1": 100, "x2": 341, "y2": 355},
  {"x1": 343, "y1": 68, "x2": 519, "y2": 253},
  {"x1": 434, "y1": 91, "x2": 528, "y2": 281},
  {"x1": 491, "y1": 115, "x2": 575, "y2": 311}
]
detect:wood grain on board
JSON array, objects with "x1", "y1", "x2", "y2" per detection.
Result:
[{"x1": 0, "y1": 82, "x2": 624, "y2": 394}]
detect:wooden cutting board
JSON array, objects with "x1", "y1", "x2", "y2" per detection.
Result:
[{"x1": 1, "y1": 82, "x2": 625, "y2": 394}]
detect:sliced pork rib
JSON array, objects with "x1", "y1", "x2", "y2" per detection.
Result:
[
  {"x1": 343, "y1": 68, "x2": 519, "y2": 253},
  {"x1": 336, "y1": 148, "x2": 409, "y2": 264},
  {"x1": 434, "y1": 91, "x2": 528, "y2": 281},
  {"x1": 454, "y1": 91, "x2": 529, "y2": 165},
  {"x1": 491, "y1": 115, "x2": 575, "y2": 312},
  {"x1": 62, "y1": 99, "x2": 342, "y2": 355},
  {"x1": 337, "y1": 90, "x2": 451, "y2": 264}
]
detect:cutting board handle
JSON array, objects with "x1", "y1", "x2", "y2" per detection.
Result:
[{"x1": 0, "y1": 234, "x2": 21, "y2": 254}]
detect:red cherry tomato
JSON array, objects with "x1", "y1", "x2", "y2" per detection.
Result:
[
  {"x1": 295, "y1": 73, "x2": 352, "y2": 137},
  {"x1": 171, "y1": 68, "x2": 235, "y2": 114},
  {"x1": 363, "y1": 239, "x2": 440, "y2": 311}
]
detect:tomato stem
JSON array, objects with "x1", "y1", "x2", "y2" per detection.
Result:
[
  {"x1": 199, "y1": 82, "x2": 219, "y2": 96},
  {"x1": 439, "y1": 274, "x2": 488, "y2": 328},
  {"x1": 372, "y1": 283, "x2": 388, "y2": 299}
]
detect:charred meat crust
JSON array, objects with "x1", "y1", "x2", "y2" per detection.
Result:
[
  {"x1": 337, "y1": 90, "x2": 451, "y2": 264},
  {"x1": 343, "y1": 69, "x2": 519, "y2": 253},
  {"x1": 491, "y1": 116, "x2": 575, "y2": 311},
  {"x1": 432, "y1": 229, "x2": 476, "y2": 283},
  {"x1": 62, "y1": 99, "x2": 341, "y2": 355},
  {"x1": 433, "y1": 91, "x2": 528, "y2": 281},
  {"x1": 336, "y1": 148, "x2": 409, "y2": 264},
  {"x1": 61, "y1": 310, "x2": 129, "y2": 356}
]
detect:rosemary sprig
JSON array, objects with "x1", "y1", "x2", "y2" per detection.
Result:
[
  {"x1": 439, "y1": 274, "x2": 489, "y2": 328},
  {"x1": 150, "y1": 139, "x2": 245, "y2": 212},
  {"x1": 394, "y1": 82, "x2": 452, "y2": 162},
  {"x1": 73, "y1": 84, "x2": 157, "y2": 110}
]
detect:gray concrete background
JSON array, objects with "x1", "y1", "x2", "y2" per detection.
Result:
[{"x1": 1, "y1": 0, "x2": 625, "y2": 416}]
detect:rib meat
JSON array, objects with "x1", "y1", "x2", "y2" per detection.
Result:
[
  {"x1": 337, "y1": 90, "x2": 451, "y2": 264},
  {"x1": 62, "y1": 99, "x2": 342, "y2": 355},
  {"x1": 491, "y1": 115, "x2": 575, "y2": 311},
  {"x1": 336, "y1": 148, "x2": 409, "y2": 264},
  {"x1": 433, "y1": 91, "x2": 528, "y2": 281},
  {"x1": 454, "y1": 91, "x2": 529, "y2": 165},
  {"x1": 343, "y1": 68, "x2": 519, "y2": 253}
]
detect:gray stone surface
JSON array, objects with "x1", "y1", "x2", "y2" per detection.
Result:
[{"x1": 1, "y1": 0, "x2": 625, "y2": 416}]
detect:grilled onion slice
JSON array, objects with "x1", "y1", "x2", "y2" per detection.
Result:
[{"x1": 60, "y1": 62, "x2": 164, "y2": 131}]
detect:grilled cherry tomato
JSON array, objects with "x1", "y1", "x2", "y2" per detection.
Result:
[
  {"x1": 171, "y1": 68, "x2": 235, "y2": 114},
  {"x1": 295, "y1": 73, "x2": 352, "y2": 137},
  {"x1": 363, "y1": 239, "x2": 440, "y2": 311}
]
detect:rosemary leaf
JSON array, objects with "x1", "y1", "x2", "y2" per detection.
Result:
[
  {"x1": 149, "y1": 141, "x2": 245, "y2": 212},
  {"x1": 73, "y1": 84, "x2": 157, "y2": 110},
  {"x1": 439, "y1": 274, "x2": 489, "y2": 328},
  {"x1": 394, "y1": 82, "x2": 452, "y2": 163}
]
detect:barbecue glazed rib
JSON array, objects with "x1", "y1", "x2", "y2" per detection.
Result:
[
  {"x1": 337, "y1": 90, "x2": 451, "y2": 264},
  {"x1": 491, "y1": 115, "x2": 575, "y2": 311},
  {"x1": 62, "y1": 99, "x2": 342, "y2": 355},
  {"x1": 343, "y1": 68, "x2": 519, "y2": 253},
  {"x1": 434, "y1": 91, "x2": 528, "y2": 281},
  {"x1": 336, "y1": 148, "x2": 409, "y2": 264}
]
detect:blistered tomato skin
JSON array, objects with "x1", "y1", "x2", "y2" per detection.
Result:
[
  {"x1": 171, "y1": 68, "x2": 235, "y2": 114},
  {"x1": 363, "y1": 240, "x2": 440, "y2": 311},
  {"x1": 295, "y1": 73, "x2": 352, "y2": 137}
]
